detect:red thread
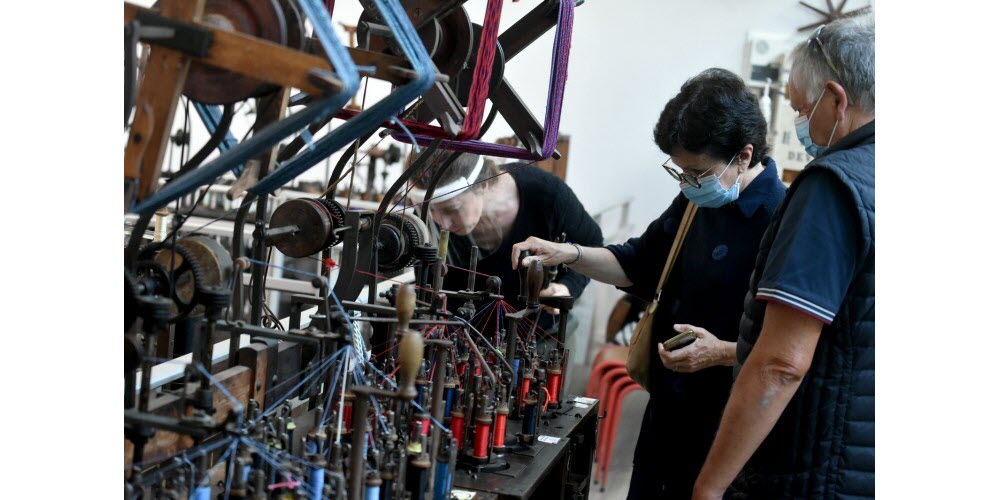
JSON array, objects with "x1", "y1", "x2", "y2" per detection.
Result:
[
  {"x1": 493, "y1": 413, "x2": 507, "y2": 447},
  {"x1": 472, "y1": 421, "x2": 491, "y2": 458}
]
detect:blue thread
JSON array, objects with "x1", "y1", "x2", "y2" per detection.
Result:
[
  {"x1": 391, "y1": 116, "x2": 421, "y2": 153},
  {"x1": 248, "y1": 0, "x2": 435, "y2": 194},
  {"x1": 367, "y1": 363, "x2": 449, "y2": 432},
  {"x1": 433, "y1": 458, "x2": 452, "y2": 500},
  {"x1": 300, "y1": 129, "x2": 316, "y2": 151},
  {"x1": 309, "y1": 465, "x2": 325, "y2": 500}
]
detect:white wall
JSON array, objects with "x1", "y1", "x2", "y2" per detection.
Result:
[{"x1": 550, "y1": 0, "x2": 817, "y2": 230}]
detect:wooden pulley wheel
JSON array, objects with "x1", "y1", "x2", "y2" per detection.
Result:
[
  {"x1": 359, "y1": 9, "x2": 442, "y2": 59},
  {"x1": 269, "y1": 198, "x2": 334, "y2": 258},
  {"x1": 277, "y1": 0, "x2": 305, "y2": 51},
  {"x1": 182, "y1": 0, "x2": 288, "y2": 104},
  {"x1": 426, "y1": 6, "x2": 474, "y2": 80},
  {"x1": 408, "y1": 7, "x2": 476, "y2": 124},
  {"x1": 453, "y1": 23, "x2": 505, "y2": 103},
  {"x1": 359, "y1": 5, "x2": 474, "y2": 78}
]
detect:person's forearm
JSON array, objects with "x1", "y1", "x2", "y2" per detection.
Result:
[
  {"x1": 694, "y1": 353, "x2": 813, "y2": 497},
  {"x1": 568, "y1": 246, "x2": 633, "y2": 288},
  {"x1": 719, "y1": 341, "x2": 737, "y2": 367}
]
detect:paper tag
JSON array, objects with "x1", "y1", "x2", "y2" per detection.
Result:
[
  {"x1": 538, "y1": 435, "x2": 561, "y2": 444},
  {"x1": 573, "y1": 396, "x2": 597, "y2": 405},
  {"x1": 574, "y1": 402, "x2": 590, "y2": 408},
  {"x1": 451, "y1": 490, "x2": 477, "y2": 500}
]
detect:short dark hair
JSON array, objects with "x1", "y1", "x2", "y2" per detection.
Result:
[{"x1": 653, "y1": 68, "x2": 769, "y2": 167}]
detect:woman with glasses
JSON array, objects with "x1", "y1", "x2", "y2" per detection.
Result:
[{"x1": 511, "y1": 68, "x2": 786, "y2": 498}]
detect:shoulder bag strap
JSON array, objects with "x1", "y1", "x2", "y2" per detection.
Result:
[{"x1": 650, "y1": 201, "x2": 698, "y2": 304}]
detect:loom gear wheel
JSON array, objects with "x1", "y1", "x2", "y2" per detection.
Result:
[
  {"x1": 377, "y1": 213, "x2": 431, "y2": 274},
  {"x1": 316, "y1": 198, "x2": 348, "y2": 247},
  {"x1": 269, "y1": 198, "x2": 348, "y2": 258},
  {"x1": 136, "y1": 242, "x2": 207, "y2": 321}
]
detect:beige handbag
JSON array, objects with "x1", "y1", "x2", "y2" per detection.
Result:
[{"x1": 626, "y1": 201, "x2": 698, "y2": 391}]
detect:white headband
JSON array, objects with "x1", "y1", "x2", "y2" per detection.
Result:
[{"x1": 409, "y1": 155, "x2": 485, "y2": 205}]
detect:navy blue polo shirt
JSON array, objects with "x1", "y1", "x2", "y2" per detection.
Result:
[
  {"x1": 754, "y1": 169, "x2": 861, "y2": 324},
  {"x1": 606, "y1": 159, "x2": 786, "y2": 489}
]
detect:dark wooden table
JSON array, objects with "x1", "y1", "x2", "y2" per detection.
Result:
[{"x1": 452, "y1": 395, "x2": 599, "y2": 500}]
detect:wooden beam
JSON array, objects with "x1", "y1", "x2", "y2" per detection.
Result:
[
  {"x1": 124, "y1": 3, "x2": 411, "y2": 92},
  {"x1": 124, "y1": 0, "x2": 206, "y2": 206},
  {"x1": 125, "y1": 366, "x2": 254, "y2": 467}
]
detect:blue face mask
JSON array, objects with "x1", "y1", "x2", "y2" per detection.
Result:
[
  {"x1": 795, "y1": 88, "x2": 839, "y2": 158},
  {"x1": 679, "y1": 155, "x2": 741, "y2": 208}
]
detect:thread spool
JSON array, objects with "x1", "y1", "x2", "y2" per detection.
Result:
[
  {"x1": 521, "y1": 395, "x2": 538, "y2": 437},
  {"x1": 417, "y1": 413, "x2": 431, "y2": 436},
  {"x1": 472, "y1": 417, "x2": 491, "y2": 459},
  {"x1": 406, "y1": 454, "x2": 431, "y2": 500},
  {"x1": 191, "y1": 486, "x2": 211, "y2": 500},
  {"x1": 493, "y1": 404, "x2": 509, "y2": 449},
  {"x1": 341, "y1": 395, "x2": 354, "y2": 432},
  {"x1": 546, "y1": 370, "x2": 562, "y2": 405},
  {"x1": 519, "y1": 376, "x2": 532, "y2": 407},
  {"x1": 309, "y1": 466, "x2": 324, "y2": 500},
  {"x1": 443, "y1": 384, "x2": 456, "y2": 419},
  {"x1": 433, "y1": 457, "x2": 453, "y2": 500},
  {"x1": 450, "y1": 409, "x2": 466, "y2": 452}
]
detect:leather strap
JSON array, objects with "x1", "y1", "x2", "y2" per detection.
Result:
[{"x1": 651, "y1": 201, "x2": 698, "y2": 304}]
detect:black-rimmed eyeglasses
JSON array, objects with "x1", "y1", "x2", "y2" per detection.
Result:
[{"x1": 661, "y1": 158, "x2": 714, "y2": 188}]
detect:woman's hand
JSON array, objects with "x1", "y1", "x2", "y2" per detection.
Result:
[
  {"x1": 510, "y1": 237, "x2": 576, "y2": 270},
  {"x1": 538, "y1": 282, "x2": 570, "y2": 315},
  {"x1": 657, "y1": 324, "x2": 736, "y2": 373}
]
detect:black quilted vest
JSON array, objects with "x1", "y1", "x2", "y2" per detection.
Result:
[{"x1": 731, "y1": 121, "x2": 875, "y2": 499}]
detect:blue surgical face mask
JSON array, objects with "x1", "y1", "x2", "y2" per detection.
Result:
[
  {"x1": 679, "y1": 155, "x2": 741, "y2": 208},
  {"x1": 795, "y1": 88, "x2": 839, "y2": 158}
]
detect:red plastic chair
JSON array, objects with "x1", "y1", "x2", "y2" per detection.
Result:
[
  {"x1": 596, "y1": 366, "x2": 628, "y2": 418},
  {"x1": 597, "y1": 377, "x2": 642, "y2": 490},
  {"x1": 586, "y1": 345, "x2": 628, "y2": 397}
]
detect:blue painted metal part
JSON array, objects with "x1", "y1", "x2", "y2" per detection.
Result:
[
  {"x1": 130, "y1": 0, "x2": 360, "y2": 215},
  {"x1": 433, "y1": 459, "x2": 452, "y2": 500},
  {"x1": 193, "y1": 102, "x2": 244, "y2": 177},
  {"x1": 248, "y1": 0, "x2": 436, "y2": 194}
]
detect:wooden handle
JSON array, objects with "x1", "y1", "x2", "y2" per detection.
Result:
[
  {"x1": 526, "y1": 260, "x2": 544, "y2": 308},
  {"x1": 437, "y1": 229, "x2": 450, "y2": 260},
  {"x1": 396, "y1": 283, "x2": 415, "y2": 331},
  {"x1": 397, "y1": 330, "x2": 424, "y2": 400}
]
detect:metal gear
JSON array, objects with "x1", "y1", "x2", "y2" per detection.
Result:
[
  {"x1": 377, "y1": 213, "x2": 427, "y2": 273},
  {"x1": 316, "y1": 198, "x2": 347, "y2": 248},
  {"x1": 136, "y1": 242, "x2": 208, "y2": 321}
]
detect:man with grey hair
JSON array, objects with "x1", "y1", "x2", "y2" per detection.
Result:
[{"x1": 693, "y1": 15, "x2": 875, "y2": 500}]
